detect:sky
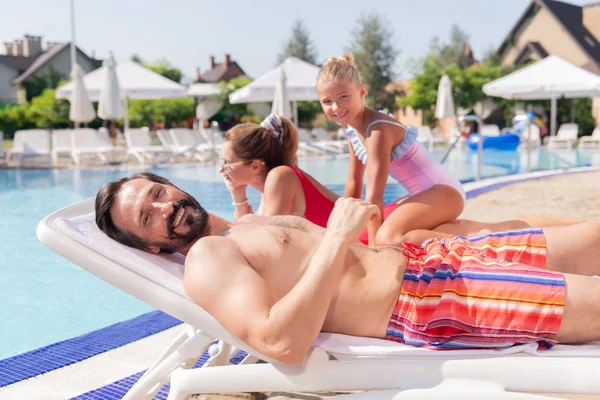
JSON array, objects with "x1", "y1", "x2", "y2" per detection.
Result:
[{"x1": 1, "y1": 0, "x2": 591, "y2": 82}]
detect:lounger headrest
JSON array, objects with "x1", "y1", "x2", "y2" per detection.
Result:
[{"x1": 55, "y1": 212, "x2": 189, "y2": 298}]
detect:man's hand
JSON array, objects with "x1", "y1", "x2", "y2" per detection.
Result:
[{"x1": 327, "y1": 197, "x2": 380, "y2": 243}]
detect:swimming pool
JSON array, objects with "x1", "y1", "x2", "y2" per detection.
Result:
[{"x1": 1, "y1": 147, "x2": 600, "y2": 360}]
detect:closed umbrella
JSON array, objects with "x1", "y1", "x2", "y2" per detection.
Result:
[
  {"x1": 271, "y1": 66, "x2": 292, "y2": 119},
  {"x1": 230, "y1": 57, "x2": 318, "y2": 125},
  {"x1": 97, "y1": 52, "x2": 123, "y2": 145},
  {"x1": 69, "y1": 63, "x2": 95, "y2": 125},
  {"x1": 436, "y1": 75, "x2": 460, "y2": 164},
  {"x1": 435, "y1": 74, "x2": 455, "y2": 119}
]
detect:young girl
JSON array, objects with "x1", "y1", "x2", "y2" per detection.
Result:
[
  {"x1": 316, "y1": 54, "x2": 465, "y2": 246},
  {"x1": 220, "y1": 114, "x2": 579, "y2": 245}
]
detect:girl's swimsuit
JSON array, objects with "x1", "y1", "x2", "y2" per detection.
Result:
[{"x1": 346, "y1": 119, "x2": 466, "y2": 201}]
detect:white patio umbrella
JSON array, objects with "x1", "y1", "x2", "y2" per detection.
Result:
[
  {"x1": 57, "y1": 55, "x2": 188, "y2": 135},
  {"x1": 483, "y1": 55, "x2": 600, "y2": 136},
  {"x1": 187, "y1": 83, "x2": 220, "y2": 97},
  {"x1": 69, "y1": 63, "x2": 95, "y2": 125},
  {"x1": 57, "y1": 59, "x2": 187, "y2": 101},
  {"x1": 271, "y1": 66, "x2": 292, "y2": 119},
  {"x1": 188, "y1": 82, "x2": 224, "y2": 128},
  {"x1": 97, "y1": 53, "x2": 123, "y2": 120},
  {"x1": 435, "y1": 74, "x2": 455, "y2": 120},
  {"x1": 97, "y1": 53, "x2": 123, "y2": 145},
  {"x1": 436, "y1": 75, "x2": 460, "y2": 164},
  {"x1": 229, "y1": 57, "x2": 320, "y2": 124}
]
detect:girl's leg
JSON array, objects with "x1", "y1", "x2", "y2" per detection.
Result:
[
  {"x1": 375, "y1": 185, "x2": 463, "y2": 246},
  {"x1": 434, "y1": 215, "x2": 582, "y2": 237}
]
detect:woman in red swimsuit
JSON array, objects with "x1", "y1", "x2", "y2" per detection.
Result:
[{"x1": 219, "y1": 114, "x2": 580, "y2": 244}]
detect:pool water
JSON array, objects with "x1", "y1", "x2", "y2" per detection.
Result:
[{"x1": 1, "y1": 147, "x2": 599, "y2": 360}]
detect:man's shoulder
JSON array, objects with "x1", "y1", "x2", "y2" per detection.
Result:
[
  {"x1": 187, "y1": 235, "x2": 238, "y2": 263},
  {"x1": 183, "y1": 236, "x2": 247, "y2": 300}
]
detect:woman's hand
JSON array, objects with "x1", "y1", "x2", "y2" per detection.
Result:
[{"x1": 221, "y1": 170, "x2": 247, "y2": 197}]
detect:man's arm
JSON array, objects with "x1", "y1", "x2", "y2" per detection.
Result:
[{"x1": 183, "y1": 199, "x2": 378, "y2": 366}]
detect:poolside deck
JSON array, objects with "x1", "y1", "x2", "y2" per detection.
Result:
[{"x1": 2, "y1": 170, "x2": 599, "y2": 400}]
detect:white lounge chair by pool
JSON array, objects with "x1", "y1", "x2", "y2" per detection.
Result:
[
  {"x1": 199, "y1": 127, "x2": 224, "y2": 154},
  {"x1": 169, "y1": 128, "x2": 213, "y2": 161},
  {"x1": 37, "y1": 199, "x2": 600, "y2": 400},
  {"x1": 547, "y1": 123, "x2": 578, "y2": 149},
  {"x1": 481, "y1": 124, "x2": 501, "y2": 136},
  {"x1": 312, "y1": 128, "x2": 347, "y2": 154},
  {"x1": 156, "y1": 129, "x2": 178, "y2": 152},
  {"x1": 71, "y1": 128, "x2": 124, "y2": 165},
  {"x1": 6, "y1": 129, "x2": 52, "y2": 167},
  {"x1": 520, "y1": 124, "x2": 542, "y2": 148},
  {"x1": 578, "y1": 126, "x2": 600, "y2": 149},
  {"x1": 417, "y1": 126, "x2": 447, "y2": 151},
  {"x1": 0, "y1": 130, "x2": 4, "y2": 161},
  {"x1": 297, "y1": 128, "x2": 330, "y2": 156},
  {"x1": 51, "y1": 129, "x2": 76, "y2": 165},
  {"x1": 125, "y1": 127, "x2": 171, "y2": 164}
]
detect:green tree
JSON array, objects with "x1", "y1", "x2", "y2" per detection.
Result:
[
  {"x1": 0, "y1": 103, "x2": 34, "y2": 138},
  {"x1": 131, "y1": 54, "x2": 144, "y2": 63},
  {"x1": 401, "y1": 56, "x2": 504, "y2": 127},
  {"x1": 437, "y1": 25, "x2": 473, "y2": 69},
  {"x1": 128, "y1": 97, "x2": 195, "y2": 128},
  {"x1": 347, "y1": 12, "x2": 399, "y2": 111},
  {"x1": 277, "y1": 20, "x2": 318, "y2": 64},
  {"x1": 22, "y1": 67, "x2": 64, "y2": 101},
  {"x1": 211, "y1": 76, "x2": 257, "y2": 129},
  {"x1": 568, "y1": 98, "x2": 595, "y2": 136},
  {"x1": 27, "y1": 88, "x2": 70, "y2": 128},
  {"x1": 143, "y1": 58, "x2": 183, "y2": 83},
  {"x1": 128, "y1": 100, "x2": 160, "y2": 128},
  {"x1": 296, "y1": 101, "x2": 322, "y2": 127}
]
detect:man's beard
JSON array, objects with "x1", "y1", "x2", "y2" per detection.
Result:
[{"x1": 157, "y1": 191, "x2": 209, "y2": 253}]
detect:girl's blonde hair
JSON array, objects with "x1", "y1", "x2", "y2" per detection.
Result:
[
  {"x1": 224, "y1": 115, "x2": 298, "y2": 168},
  {"x1": 316, "y1": 53, "x2": 362, "y2": 88}
]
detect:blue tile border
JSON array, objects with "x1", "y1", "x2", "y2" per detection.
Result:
[
  {"x1": 2, "y1": 165, "x2": 599, "y2": 393},
  {"x1": 0, "y1": 311, "x2": 181, "y2": 388},
  {"x1": 70, "y1": 348, "x2": 249, "y2": 400}
]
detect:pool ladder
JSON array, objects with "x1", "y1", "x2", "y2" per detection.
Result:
[{"x1": 441, "y1": 115, "x2": 484, "y2": 180}]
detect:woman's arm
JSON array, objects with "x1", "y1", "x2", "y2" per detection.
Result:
[{"x1": 261, "y1": 167, "x2": 300, "y2": 216}]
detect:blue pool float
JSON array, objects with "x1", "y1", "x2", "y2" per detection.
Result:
[{"x1": 467, "y1": 132, "x2": 521, "y2": 151}]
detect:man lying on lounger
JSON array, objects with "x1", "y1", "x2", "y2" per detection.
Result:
[{"x1": 95, "y1": 172, "x2": 600, "y2": 365}]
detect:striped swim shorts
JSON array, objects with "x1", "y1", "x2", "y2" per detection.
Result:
[{"x1": 386, "y1": 234, "x2": 565, "y2": 350}]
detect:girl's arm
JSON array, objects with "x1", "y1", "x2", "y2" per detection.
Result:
[
  {"x1": 364, "y1": 127, "x2": 396, "y2": 245},
  {"x1": 345, "y1": 138, "x2": 366, "y2": 199}
]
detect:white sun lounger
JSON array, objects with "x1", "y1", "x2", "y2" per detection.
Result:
[
  {"x1": 71, "y1": 128, "x2": 124, "y2": 165},
  {"x1": 297, "y1": 128, "x2": 334, "y2": 156},
  {"x1": 125, "y1": 127, "x2": 172, "y2": 164},
  {"x1": 6, "y1": 129, "x2": 52, "y2": 167},
  {"x1": 578, "y1": 126, "x2": 600, "y2": 149},
  {"x1": 51, "y1": 129, "x2": 76, "y2": 165},
  {"x1": 37, "y1": 199, "x2": 600, "y2": 400},
  {"x1": 547, "y1": 123, "x2": 579, "y2": 149},
  {"x1": 417, "y1": 126, "x2": 447, "y2": 151},
  {"x1": 311, "y1": 128, "x2": 348, "y2": 154},
  {"x1": 481, "y1": 124, "x2": 501, "y2": 137},
  {"x1": 0, "y1": 130, "x2": 4, "y2": 162}
]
